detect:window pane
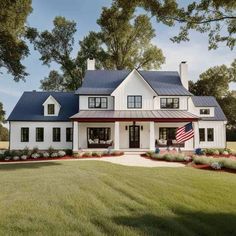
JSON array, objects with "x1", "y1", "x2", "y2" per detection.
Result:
[
  {"x1": 128, "y1": 96, "x2": 142, "y2": 108},
  {"x1": 36, "y1": 128, "x2": 44, "y2": 142},
  {"x1": 21, "y1": 128, "x2": 29, "y2": 142},
  {"x1": 207, "y1": 128, "x2": 214, "y2": 141},
  {"x1": 48, "y1": 104, "x2": 55, "y2": 115},
  {"x1": 89, "y1": 98, "x2": 95, "y2": 108},
  {"x1": 66, "y1": 128, "x2": 73, "y2": 142},
  {"x1": 200, "y1": 109, "x2": 210, "y2": 115},
  {"x1": 199, "y1": 128, "x2": 205, "y2": 142},
  {"x1": 53, "y1": 128, "x2": 61, "y2": 142}
]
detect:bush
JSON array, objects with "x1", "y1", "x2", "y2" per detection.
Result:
[
  {"x1": 42, "y1": 152, "x2": 50, "y2": 158},
  {"x1": 82, "y1": 152, "x2": 92, "y2": 157},
  {"x1": 211, "y1": 162, "x2": 222, "y2": 170},
  {"x1": 92, "y1": 152, "x2": 102, "y2": 157},
  {"x1": 0, "y1": 154, "x2": 4, "y2": 160},
  {"x1": 51, "y1": 152, "x2": 58, "y2": 158},
  {"x1": 31, "y1": 153, "x2": 40, "y2": 159},
  {"x1": 4, "y1": 156, "x2": 11, "y2": 161},
  {"x1": 192, "y1": 156, "x2": 213, "y2": 165},
  {"x1": 58, "y1": 151, "x2": 66, "y2": 157},
  {"x1": 32, "y1": 146, "x2": 39, "y2": 154},
  {"x1": 221, "y1": 159, "x2": 236, "y2": 170},
  {"x1": 48, "y1": 146, "x2": 55, "y2": 155},
  {"x1": 21, "y1": 155, "x2": 28, "y2": 160},
  {"x1": 195, "y1": 148, "x2": 203, "y2": 155},
  {"x1": 65, "y1": 149, "x2": 73, "y2": 156},
  {"x1": 146, "y1": 151, "x2": 154, "y2": 157},
  {"x1": 155, "y1": 148, "x2": 160, "y2": 154},
  {"x1": 222, "y1": 151, "x2": 229, "y2": 155},
  {"x1": 23, "y1": 147, "x2": 31, "y2": 156},
  {"x1": 151, "y1": 153, "x2": 164, "y2": 159},
  {"x1": 13, "y1": 156, "x2": 20, "y2": 161}
]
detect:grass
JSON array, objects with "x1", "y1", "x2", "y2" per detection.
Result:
[
  {"x1": 227, "y1": 142, "x2": 236, "y2": 151},
  {"x1": 0, "y1": 161, "x2": 236, "y2": 235}
]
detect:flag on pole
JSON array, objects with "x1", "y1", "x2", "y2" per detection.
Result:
[{"x1": 176, "y1": 122, "x2": 194, "y2": 143}]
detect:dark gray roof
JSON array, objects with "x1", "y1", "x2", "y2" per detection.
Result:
[
  {"x1": 71, "y1": 110, "x2": 198, "y2": 120},
  {"x1": 8, "y1": 92, "x2": 79, "y2": 121},
  {"x1": 76, "y1": 70, "x2": 192, "y2": 96},
  {"x1": 192, "y1": 96, "x2": 227, "y2": 121}
]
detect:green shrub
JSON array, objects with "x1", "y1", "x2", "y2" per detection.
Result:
[
  {"x1": 23, "y1": 146, "x2": 31, "y2": 156},
  {"x1": 192, "y1": 156, "x2": 213, "y2": 165},
  {"x1": 151, "y1": 153, "x2": 164, "y2": 159},
  {"x1": 146, "y1": 151, "x2": 154, "y2": 157},
  {"x1": 64, "y1": 149, "x2": 73, "y2": 156},
  {"x1": 221, "y1": 159, "x2": 236, "y2": 170},
  {"x1": 92, "y1": 152, "x2": 102, "y2": 157},
  {"x1": 0, "y1": 154, "x2": 4, "y2": 160},
  {"x1": 48, "y1": 146, "x2": 55, "y2": 155},
  {"x1": 32, "y1": 147, "x2": 39, "y2": 154},
  {"x1": 82, "y1": 152, "x2": 92, "y2": 157}
]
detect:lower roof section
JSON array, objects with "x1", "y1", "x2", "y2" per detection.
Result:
[{"x1": 70, "y1": 110, "x2": 199, "y2": 122}]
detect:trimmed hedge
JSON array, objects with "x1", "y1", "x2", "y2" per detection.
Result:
[{"x1": 148, "y1": 152, "x2": 191, "y2": 162}]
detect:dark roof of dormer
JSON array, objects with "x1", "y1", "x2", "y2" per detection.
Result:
[
  {"x1": 75, "y1": 70, "x2": 192, "y2": 96},
  {"x1": 8, "y1": 92, "x2": 79, "y2": 121}
]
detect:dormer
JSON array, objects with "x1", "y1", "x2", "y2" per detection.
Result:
[{"x1": 43, "y1": 95, "x2": 61, "y2": 116}]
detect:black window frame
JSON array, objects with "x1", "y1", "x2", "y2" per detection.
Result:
[
  {"x1": 127, "y1": 96, "x2": 142, "y2": 109},
  {"x1": 88, "y1": 97, "x2": 108, "y2": 109},
  {"x1": 199, "y1": 128, "x2": 205, "y2": 142},
  {"x1": 21, "y1": 127, "x2": 29, "y2": 142},
  {"x1": 66, "y1": 128, "x2": 73, "y2": 142},
  {"x1": 87, "y1": 128, "x2": 111, "y2": 142},
  {"x1": 53, "y1": 127, "x2": 61, "y2": 142},
  {"x1": 48, "y1": 104, "x2": 55, "y2": 115},
  {"x1": 160, "y1": 98, "x2": 179, "y2": 109},
  {"x1": 207, "y1": 128, "x2": 214, "y2": 142},
  {"x1": 36, "y1": 127, "x2": 44, "y2": 142},
  {"x1": 200, "y1": 109, "x2": 210, "y2": 115},
  {"x1": 159, "y1": 128, "x2": 177, "y2": 140}
]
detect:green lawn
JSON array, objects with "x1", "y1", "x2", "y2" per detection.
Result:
[{"x1": 0, "y1": 161, "x2": 236, "y2": 236}]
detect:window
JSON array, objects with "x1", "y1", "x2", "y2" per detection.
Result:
[
  {"x1": 66, "y1": 128, "x2": 73, "y2": 142},
  {"x1": 88, "y1": 97, "x2": 107, "y2": 109},
  {"x1": 48, "y1": 104, "x2": 55, "y2": 115},
  {"x1": 36, "y1": 128, "x2": 44, "y2": 142},
  {"x1": 207, "y1": 128, "x2": 214, "y2": 142},
  {"x1": 160, "y1": 98, "x2": 179, "y2": 109},
  {"x1": 200, "y1": 109, "x2": 210, "y2": 115},
  {"x1": 199, "y1": 128, "x2": 205, "y2": 142},
  {"x1": 21, "y1": 128, "x2": 29, "y2": 142},
  {"x1": 53, "y1": 128, "x2": 61, "y2": 142},
  {"x1": 159, "y1": 128, "x2": 176, "y2": 140},
  {"x1": 127, "y1": 96, "x2": 142, "y2": 108},
  {"x1": 88, "y1": 128, "x2": 111, "y2": 142}
]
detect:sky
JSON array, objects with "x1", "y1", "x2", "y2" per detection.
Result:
[{"x1": 0, "y1": 0, "x2": 235, "y2": 120}]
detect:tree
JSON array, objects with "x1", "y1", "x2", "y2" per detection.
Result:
[
  {"x1": 0, "y1": 0, "x2": 32, "y2": 81},
  {"x1": 114, "y1": 0, "x2": 236, "y2": 50},
  {"x1": 0, "y1": 102, "x2": 5, "y2": 123},
  {"x1": 0, "y1": 103, "x2": 8, "y2": 142},
  {"x1": 189, "y1": 59, "x2": 236, "y2": 128},
  {"x1": 34, "y1": 5, "x2": 165, "y2": 91}
]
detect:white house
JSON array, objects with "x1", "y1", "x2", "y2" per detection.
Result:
[{"x1": 8, "y1": 60, "x2": 227, "y2": 151}]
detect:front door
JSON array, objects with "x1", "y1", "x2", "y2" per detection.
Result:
[{"x1": 129, "y1": 125, "x2": 140, "y2": 148}]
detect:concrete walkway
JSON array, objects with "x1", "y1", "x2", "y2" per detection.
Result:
[
  {"x1": 0, "y1": 154, "x2": 185, "y2": 168},
  {"x1": 80, "y1": 154, "x2": 185, "y2": 168}
]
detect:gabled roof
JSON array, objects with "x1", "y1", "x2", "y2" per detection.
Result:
[
  {"x1": 192, "y1": 96, "x2": 227, "y2": 121},
  {"x1": 42, "y1": 95, "x2": 61, "y2": 107},
  {"x1": 8, "y1": 92, "x2": 79, "y2": 121},
  {"x1": 76, "y1": 70, "x2": 192, "y2": 96}
]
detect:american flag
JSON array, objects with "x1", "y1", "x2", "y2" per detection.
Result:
[{"x1": 176, "y1": 122, "x2": 194, "y2": 143}]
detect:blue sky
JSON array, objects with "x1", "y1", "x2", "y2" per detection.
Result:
[{"x1": 0, "y1": 0, "x2": 235, "y2": 118}]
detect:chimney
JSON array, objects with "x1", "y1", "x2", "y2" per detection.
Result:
[
  {"x1": 87, "y1": 58, "x2": 95, "y2": 70},
  {"x1": 179, "y1": 61, "x2": 188, "y2": 90}
]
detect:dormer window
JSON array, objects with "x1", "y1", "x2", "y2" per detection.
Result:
[
  {"x1": 200, "y1": 109, "x2": 210, "y2": 115},
  {"x1": 127, "y1": 96, "x2": 142, "y2": 108},
  {"x1": 161, "y1": 98, "x2": 179, "y2": 109},
  {"x1": 48, "y1": 104, "x2": 55, "y2": 115}
]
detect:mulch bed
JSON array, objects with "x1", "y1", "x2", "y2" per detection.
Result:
[
  {"x1": 190, "y1": 163, "x2": 236, "y2": 174},
  {"x1": 0, "y1": 154, "x2": 124, "y2": 163}
]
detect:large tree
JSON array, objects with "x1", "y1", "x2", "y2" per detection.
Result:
[
  {"x1": 34, "y1": 5, "x2": 165, "y2": 91},
  {"x1": 114, "y1": 0, "x2": 236, "y2": 50},
  {"x1": 0, "y1": 0, "x2": 32, "y2": 81},
  {"x1": 0, "y1": 103, "x2": 8, "y2": 141},
  {"x1": 189, "y1": 59, "x2": 236, "y2": 127}
]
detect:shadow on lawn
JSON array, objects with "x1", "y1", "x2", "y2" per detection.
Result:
[
  {"x1": 0, "y1": 162, "x2": 62, "y2": 171},
  {"x1": 113, "y1": 208, "x2": 236, "y2": 236}
]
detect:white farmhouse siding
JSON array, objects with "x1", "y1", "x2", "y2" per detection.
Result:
[
  {"x1": 10, "y1": 121, "x2": 73, "y2": 150},
  {"x1": 188, "y1": 98, "x2": 215, "y2": 117},
  {"x1": 112, "y1": 70, "x2": 156, "y2": 110},
  {"x1": 79, "y1": 96, "x2": 114, "y2": 110},
  {"x1": 43, "y1": 95, "x2": 61, "y2": 116}
]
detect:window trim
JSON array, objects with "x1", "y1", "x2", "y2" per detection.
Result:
[
  {"x1": 66, "y1": 128, "x2": 73, "y2": 142},
  {"x1": 21, "y1": 127, "x2": 29, "y2": 142},
  {"x1": 48, "y1": 104, "x2": 55, "y2": 115},
  {"x1": 127, "y1": 95, "x2": 142, "y2": 109},
  {"x1": 200, "y1": 109, "x2": 210, "y2": 115},
  {"x1": 160, "y1": 98, "x2": 179, "y2": 109},
  {"x1": 53, "y1": 127, "x2": 61, "y2": 142},
  {"x1": 36, "y1": 127, "x2": 44, "y2": 142},
  {"x1": 88, "y1": 97, "x2": 108, "y2": 109}
]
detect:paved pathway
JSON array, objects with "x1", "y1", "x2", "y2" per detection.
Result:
[{"x1": 0, "y1": 154, "x2": 185, "y2": 168}]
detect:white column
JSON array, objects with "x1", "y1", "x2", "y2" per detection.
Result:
[
  {"x1": 149, "y1": 121, "x2": 155, "y2": 151},
  {"x1": 193, "y1": 121, "x2": 199, "y2": 149},
  {"x1": 73, "y1": 121, "x2": 79, "y2": 152},
  {"x1": 114, "y1": 122, "x2": 120, "y2": 150}
]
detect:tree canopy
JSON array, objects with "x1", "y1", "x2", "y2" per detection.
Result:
[
  {"x1": 33, "y1": 4, "x2": 165, "y2": 91},
  {"x1": 114, "y1": 0, "x2": 236, "y2": 50},
  {"x1": 0, "y1": 0, "x2": 32, "y2": 81}
]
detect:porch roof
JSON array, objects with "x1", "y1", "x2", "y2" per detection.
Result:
[{"x1": 70, "y1": 110, "x2": 199, "y2": 122}]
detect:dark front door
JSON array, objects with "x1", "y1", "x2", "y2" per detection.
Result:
[{"x1": 129, "y1": 125, "x2": 140, "y2": 148}]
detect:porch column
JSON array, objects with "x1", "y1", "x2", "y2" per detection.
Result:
[
  {"x1": 193, "y1": 121, "x2": 199, "y2": 149},
  {"x1": 149, "y1": 121, "x2": 155, "y2": 151},
  {"x1": 73, "y1": 121, "x2": 79, "y2": 152},
  {"x1": 114, "y1": 121, "x2": 120, "y2": 150}
]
